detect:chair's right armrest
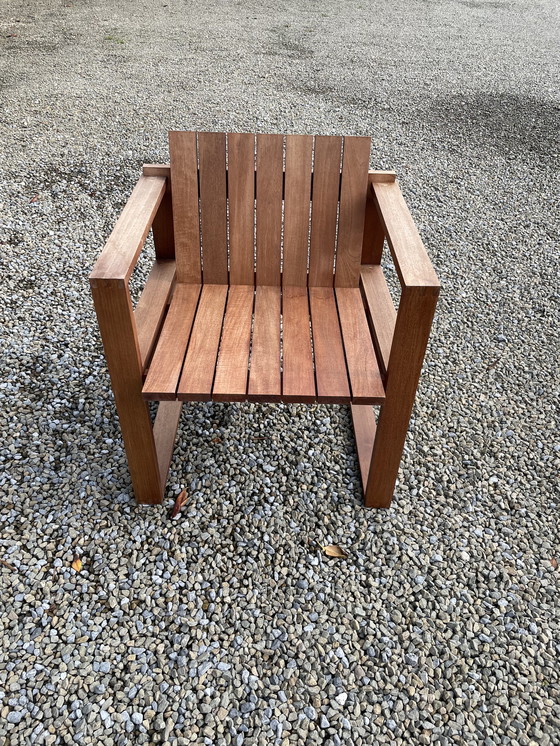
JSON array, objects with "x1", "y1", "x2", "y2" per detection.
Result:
[{"x1": 89, "y1": 174, "x2": 167, "y2": 287}]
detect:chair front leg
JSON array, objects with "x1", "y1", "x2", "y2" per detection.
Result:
[{"x1": 91, "y1": 278, "x2": 163, "y2": 504}]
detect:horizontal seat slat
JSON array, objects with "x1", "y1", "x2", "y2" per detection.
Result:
[
  {"x1": 360, "y1": 265, "x2": 396, "y2": 376},
  {"x1": 248, "y1": 286, "x2": 281, "y2": 400},
  {"x1": 143, "y1": 283, "x2": 201, "y2": 400},
  {"x1": 213, "y1": 285, "x2": 254, "y2": 401},
  {"x1": 336, "y1": 287, "x2": 385, "y2": 404},
  {"x1": 134, "y1": 260, "x2": 176, "y2": 371},
  {"x1": 309, "y1": 287, "x2": 350, "y2": 403},
  {"x1": 282, "y1": 286, "x2": 316, "y2": 402},
  {"x1": 178, "y1": 285, "x2": 228, "y2": 400}
]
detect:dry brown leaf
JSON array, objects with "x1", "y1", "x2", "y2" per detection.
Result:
[
  {"x1": 29, "y1": 195, "x2": 39, "y2": 203},
  {"x1": 170, "y1": 489, "x2": 189, "y2": 519},
  {"x1": 0, "y1": 558, "x2": 17, "y2": 572},
  {"x1": 71, "y1": 556, "x2": 82, "y2": 572},
  {"x1": 322, "y1": 544, "x2": 348, "y2": 559},
  {"x1": 550, "y1": 557, "x2": 558, "y2": 569},
  {"x1": 211, "y1": 436, "x2": 222, "y2": 444}
]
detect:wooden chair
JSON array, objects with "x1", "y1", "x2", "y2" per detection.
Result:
[{"x1": 90, "y1": 131, "x2": 439, "y2": 508}]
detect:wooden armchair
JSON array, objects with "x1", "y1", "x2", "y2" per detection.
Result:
[{"x1": 90, "y1": 131, "x2": 439, "y2": 508}]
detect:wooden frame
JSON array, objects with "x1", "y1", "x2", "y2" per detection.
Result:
[{"x1": 90, "y1": 136, "x2": 439, "y2": 508}]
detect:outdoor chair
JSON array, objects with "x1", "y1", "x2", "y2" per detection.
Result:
[{"x1": 90, "y1": 131, "x2": 439, "y2": 508}]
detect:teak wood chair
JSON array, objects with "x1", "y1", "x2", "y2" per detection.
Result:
[{"x1": 90, "y1": 131, "x2": 439, "y2": 508}]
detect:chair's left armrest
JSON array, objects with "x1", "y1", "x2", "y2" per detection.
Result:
[{"x1": 89, "y1": 174, "x2": 167, "y2": 286}]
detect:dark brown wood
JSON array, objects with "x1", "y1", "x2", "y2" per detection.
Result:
[
  {"x1": 90, "y1": 279, "x2": 162, "y2": 503},
  {"x1": 248, "y1": 286, "x2": 281, "y2": 399},
  {"x1": 335, "y1": 136, "x2": 371, "y2": 287},
  {"x1": 143, "y1": 164, "x2": 171, "y2": 178},
  {"x1": 360, "y1": 265, "x2": 396, "y2": 376},
  {"x1": 168, "y1": 132, "x2": 201, "y2": 283},
  {"x1": 283, "y1": 136, "x2": 313, "y2": 287},
  {"x1": 365, "y1": 286, "x2": 439, "y2": 507},
  {"x1": 373, "y1": 181, "x2": 440, "y2": 289},
  {"x1": 153, "y1": 401, "x2": 183, "y2": 494},
  {"x1": 134, "y1": 260, "x2": 176, "y2": 371},
  {"x1": 308, "y1": 286, "x2": 350, "y2": 402},
  {"x1": 143, "y1": 283, "x2": 201, "y2": 400},
  {"x1": 308, "y1": 136, "x2": 342, "y2": 287},
  {"x1": 350, "y1": 404, "x2": 377, "y2": 491},
  {"x1": 336, "y1": 287, "x2": 385, "y2": 404},
  {"x1": 362, "y1": 179, "x2": 385, "y2": 265},
  {"x1": 198, "y1": 132, "x2": 228, "y2": 284},
  {"x1": 369, "y1": 170, "x2": 396, "y2": 183},
  {"x1": 256, "y1": 134, "x2": 283, "y2": 286},
  {"x1": 228, "y1": 133, "x2": 255, "y2": 285},
  {"x1": 282, "y1": 286, "x2": 316, "y2": 402},
  {"x1": 90, "y1": 176, "x2": 166, "y2": 282},
  {"x1": 152, "y1": 188, "x2": 175, "y2": 261},
  {"x1": 178, "y1": 284, "x2": 228, "y2": 400},
  {"x1": 213, "y1": 285, "x2": 254, "y2": 401}
]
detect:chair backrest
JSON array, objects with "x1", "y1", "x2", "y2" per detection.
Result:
[{"x1": 168, "y1": 131, "x2": 371, "y2": 287}]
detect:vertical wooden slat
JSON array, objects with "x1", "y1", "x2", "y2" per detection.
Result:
[
  {"x1": 228, "y1": 133, "x2": 255, "y2": 285},
  {"x1": 256, "y1": 134, "x2": 284, "y2": 286},
  {"x1": 213, "y1": 285, "x2": 254, "y2": 401},
  {"x1": 248, "y1": 286, "x2": 281, "y2": 399},
  {"x1": 308, "y1": 136, "x2": 342, "y2": 287},
  {"x1": 177, "y1": 284, "x2": 228, "y2": 400},
  {"x1": 308, "y1": 287, "x2": 350, "y2": 402},
  {"x1": 168, "y1": 131, "x2": 201, "y2": 283},
  {"x1": 282, "y1": 287, "x2": 315, "y2": 402},
  {"x1": 335, "y1": 136, "x2": 371, "y2": 287},
  {"x1": 198, "y1": 132, "x2": 228, "y2": 284},
  {"x1": 362, "y1": 177, "x2": 385, "y2": 265},
  {"x1": 283, "y1": 135, "x2": 313, "y2": 287},
  {"x1": 153, "y1": 401, "x2": 183, "y2": 494},
  {"x1": 152, "y1": 189, "x2": 175, "y2": 261}
]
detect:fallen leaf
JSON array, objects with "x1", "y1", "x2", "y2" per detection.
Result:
[
  {"x1": 322, "y1": 544, "x2": 348, "y2": 559},
  {"x1": 0, "y1": 558, "x2": 17, "y2": 572},
  {"x1": 211, "y1": 436, "x2": 222, "y2": 444},
  {"x1": 71, "y1": 556, "x2": 82, "y2": 572},
  {"x1": 170, "y1": 489, "x2": 189, "y2": 519},
  {"x1": 551, "y1": 558, "x2": 558, "y2": 569},
  {"x1": 29, "y1": 195, "x2": 39, "y2": 203}
]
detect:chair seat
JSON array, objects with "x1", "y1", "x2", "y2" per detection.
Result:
[{"x1": 142, "y1": 283, "x2": 386, "y2": 405}]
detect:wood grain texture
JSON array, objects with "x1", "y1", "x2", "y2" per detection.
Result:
[
  {"x1": 168, "y1": 132, "x2": 201, "y2": 283},
  {"x1": 198, "y1": 132, "x2": 228, "y2": 283},
  {"x1": 308, "y1": 136, "x2": 342, "y2": 287},
  {"x1": 362, "y1": 179, "x2": 385, "y2": 264},
  {"x1": 336, "y1": 287, "x2": 385, "y2": 403},
  {"x1": 90, "y1": 176, "x2": 166, "y2": 282},
  {"x1": 282, "y1": 286, "x2": 316, "y2": 402},
  {"x1": 368, "y1": 170, "x2": 396, "y2": 183},
  {"x1": 213, "y1": 285, "x2": 254, "y2": 401},
  {"x1": 134, "y1": 260, "x2": 176, "y2": 371},
  {"x1": 142, "y1": 283, "x2": 201, "y2": 400},
  {"x1": 360, "y1": 264, "x2": 396, "y2": 376},
  {"x1": 373, "y1": 181, "x2": 440, "y2": 289},
  {"x1": 335, "y1": 136, "x2": 371, "y2": 287},
  {"x1": 153, "y1": 401, "x2": 182, "y2": 493},
  {"x1": 365, "y1": 286, "x2": 439, "y2": 507},
  {"x1": 308, "y1": 286, "x2": 350, "y2": 402},
  {"x1": 248, "y1": 285, "x2": 281, "y2": 399},
  {"x1": 177, "y1": 284, "x2": 228, "y2": 400},
  {"x1": 152, "y1": 188, "x2": 175, "y2": 261},
  {"x1": 283, "y1": 135, "x2": 313, "y2": 286},
  {"x1": 350, "y1": 403, "x2": 377, "y2": 491},
  {"x1": 256, "y1": 134, "x2": 283, "y2": 286},
  {"x1": 228, "y1": 133, "x2": 255, "y2": 285},
  {"x1": 143, "y1": 164, "x2": 171, "y2": 178},
  {"x1": 91, "y1": 280, "x2": 162, "y2": 503}
]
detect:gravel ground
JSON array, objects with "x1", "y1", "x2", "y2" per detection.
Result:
[{"x1": 1, "y1": 0, "x2": 559, "y2": 744}]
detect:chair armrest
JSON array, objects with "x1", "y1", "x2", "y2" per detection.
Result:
[
  {"x1": 371, "y1": 179, "x2": 440, "y2": 292},
  {"x1": 90, "y1": 175, "x2": 167, "y2": 285}
]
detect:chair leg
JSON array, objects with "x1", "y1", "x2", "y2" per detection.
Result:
[
  {"x1": 91, "y1": 279, "x2": 163, "y2": 504},
  {"x1": 363, "y1": 287, "x2": 439, "y2": 508}
]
